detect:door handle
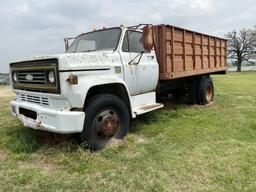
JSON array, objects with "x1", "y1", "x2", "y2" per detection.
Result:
[{"x1": 147, "y1": 56, "x2": 155, "y2": 59}]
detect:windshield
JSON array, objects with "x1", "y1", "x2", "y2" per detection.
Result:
[{"x1": 66, "y1": 28, "x2": 121, "y2": 53}]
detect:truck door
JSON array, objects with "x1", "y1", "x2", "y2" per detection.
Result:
[{"x1": 120, "y1": 30, "x2": 159, "y2": 96}]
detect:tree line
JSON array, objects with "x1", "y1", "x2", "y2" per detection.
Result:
[{"x1": 226, "y1": 27, "x2": 256, "y2": 72}]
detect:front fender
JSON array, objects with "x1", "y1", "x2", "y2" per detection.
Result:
[{"x1": 59, "y1": 71, "x2": 131, "y2": 109}]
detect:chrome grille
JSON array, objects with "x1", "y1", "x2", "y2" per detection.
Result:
[
  {"x1": 10, "y1": 59, "x2": 60, "y2": 94},
  {"x1": 20, "y1": 94, "x2": 50, "y2": 106},
  {"x1": 17, "y1": 71, "x2": 46, "y2": 84}
]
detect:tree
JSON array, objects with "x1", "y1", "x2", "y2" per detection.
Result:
[{"x1": 226, "y1": 28, "x2": 256, "y2": 72}]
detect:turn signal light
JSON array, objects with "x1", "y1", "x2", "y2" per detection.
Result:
[{"x1": 67, "y1": 75, "x2": 78, "y2": 85}]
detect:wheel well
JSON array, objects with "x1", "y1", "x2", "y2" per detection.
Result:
[{"x1": 84, "y1": 83, "x2": 131, "y2": 116}]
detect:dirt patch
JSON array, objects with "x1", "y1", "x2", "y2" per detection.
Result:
[
  {"x1": 18, "y1": 152, "x2": 61, "y2": 172},
  {"x1": 0, "y1": 150, "x2": 7, "y2": 162},
  {"x1": 20, "y1": 159, "x2": 60, "y2": 172},
  {"x1": 0, "y1": 86, "x2": 15, "y2": 97}
]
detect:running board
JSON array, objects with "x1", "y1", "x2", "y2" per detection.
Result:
[{"x1": 134, "y1": 103, "x2": 164, "y2": 116}]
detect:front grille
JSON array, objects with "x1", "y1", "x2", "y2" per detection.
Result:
[
  {"x1": 21, "y1": 94, "x2": 50, "y2": 106},
  {"x1": 17, "y1": 71, "x2": 47, "y2": 84},
  {"x1": 10, "y1": 59, "x2": 60, "y2": 94}
]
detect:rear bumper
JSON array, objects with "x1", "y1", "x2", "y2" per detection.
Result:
[{"x1": 10, "y1": 100, "x2": 85, "y2": 134}]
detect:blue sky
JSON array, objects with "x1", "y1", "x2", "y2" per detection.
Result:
[{"x1": 0, "y1": 0, "x2": 255, "y2": 72}]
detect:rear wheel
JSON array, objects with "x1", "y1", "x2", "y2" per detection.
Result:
[
  {"x1": 80, "y1": 94, "x2": 130, "y2": 150},
  {"x1": 197, "y1": 76, "x2": 214, "y2": 105},
  {"x1": 188, "y1": 77, "x2": 200, "y2": 104}
]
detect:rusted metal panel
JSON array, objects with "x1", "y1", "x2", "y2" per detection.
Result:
[{"x1": 154, "y1": 25, "x2": 228, "y2": 80}]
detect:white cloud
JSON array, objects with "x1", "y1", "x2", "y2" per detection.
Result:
[{"x1": 163, "y1": 0, "x2": 213, "y2": 16}]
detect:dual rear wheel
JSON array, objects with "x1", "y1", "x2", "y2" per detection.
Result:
[{"x1": 189, "y1": 76, "x2": 214, "y2": 105}]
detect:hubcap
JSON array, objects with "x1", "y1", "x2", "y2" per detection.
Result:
[
  {"x1": 93, "y1": 109, "x2": 120, "y2": 141},
  {"x1": 206, "y1": 84, "x2": 213, "y2": 102}
]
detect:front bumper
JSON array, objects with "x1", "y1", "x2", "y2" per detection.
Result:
[{"x1": 10, "y1": 100, "x2": 85, "y2": 134}]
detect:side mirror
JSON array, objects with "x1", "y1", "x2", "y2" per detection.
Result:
[{"x1": 143, "y1": 25, "x2": 154, "y2": 52}]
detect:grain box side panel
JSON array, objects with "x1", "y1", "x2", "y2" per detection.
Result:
[
  {"x1": 185, "y1": 31, "x2": 194, "y2": 71},
  {"x1": 173, "y1": 28, "x2": 185, "y2": 73},
  {"x1": 194, "y1": 33, "x2": 201, "y2": 70},
  {"x1": 209, "y1": 37, "x2": 215, "y2": 68},
  {"x1": 157, "y1": 25, "x2": 227, "y2": 80},
  {"x1": 203, "y1": 35, "x2": 210, "y2": 69},
  {"x1": 154, "y1": 25, "x2": 167, "y2": 77},
  {"x1": 165, "y1": 26, "x2": 174, "y2": 75},
  {"x1": 221, "y1": 39, "x2": 227, "y2": 67}
]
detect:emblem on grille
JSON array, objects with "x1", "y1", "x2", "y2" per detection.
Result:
[{"x1": 25, "y1": 74, "x2": 33, "y2": 81}]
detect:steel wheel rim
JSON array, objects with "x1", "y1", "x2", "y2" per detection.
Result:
[
  {"x1": 206, "y1": 84, "x2": 213, "y2": 102},
  {"x1": 93, "y1": 109, "x2": 120, "y2": 142}
]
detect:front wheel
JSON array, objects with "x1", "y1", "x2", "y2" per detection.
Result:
[{"x1": 80, "y1": 94, "x2": 130, "y2": 150}]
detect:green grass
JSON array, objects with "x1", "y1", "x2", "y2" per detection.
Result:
[{"x1": 0, "y1": 72, "x2": 256, "y2": 191}]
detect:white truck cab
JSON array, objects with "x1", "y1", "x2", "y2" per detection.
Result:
[{"x1": 10, "y1": 25, "x2": 163, "y2": 150}]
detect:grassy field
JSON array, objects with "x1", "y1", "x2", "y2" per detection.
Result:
[{"x1": 0, "y1": 72, "x2": 256, "y2": 192}]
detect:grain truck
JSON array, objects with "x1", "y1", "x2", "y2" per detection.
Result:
[{"x1": 10, "y1": 24, "x2": 227, "y2": 150}]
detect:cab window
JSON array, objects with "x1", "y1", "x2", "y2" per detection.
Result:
[{"x1": 122, "y1": 31, "x2": 144, "y2": 53}]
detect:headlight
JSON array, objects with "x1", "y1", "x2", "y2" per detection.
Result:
[
  {"x1": 48, "y1": 71, "x2": 55, "y2": 84},
  {"x1": 13, "y1": 72, "x2": 18, "y2": 83}
]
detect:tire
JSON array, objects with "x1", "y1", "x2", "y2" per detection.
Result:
[
  {"x1": 80, "y1": 94, "x2": 130, "y2": 150},
  {"x1": 197, "y1": 76, "x2": 214, "y2": 105},
  {"x1": 188, "y1": 78, "x2": 200, "y2": 104}
]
